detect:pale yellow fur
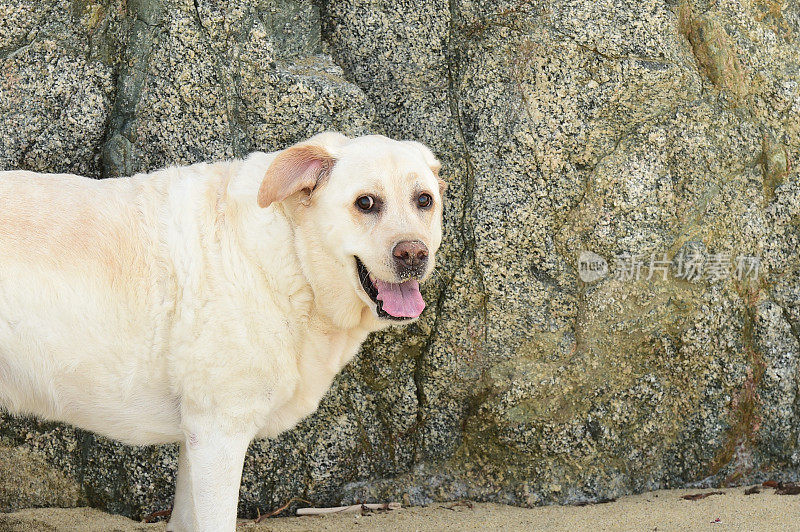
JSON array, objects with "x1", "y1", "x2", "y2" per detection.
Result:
[{"x1": 0, "y1": 132, "x2": 443, "y2": 531}]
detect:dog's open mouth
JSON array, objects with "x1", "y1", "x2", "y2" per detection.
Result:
[{"x1": 355, "y1": 257, "x2": 425, "y2": 320}]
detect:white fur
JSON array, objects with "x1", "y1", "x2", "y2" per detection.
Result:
[{"x1": 0, "y1": 133, "x2": 443, "y2": 531}]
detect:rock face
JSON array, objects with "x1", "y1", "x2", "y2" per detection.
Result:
[
  {"x1": 2, "y1": 0, "x2": 800, "y2": 519},
  {"x1": 0, "y1": 440, "x2": 82, "y2": 512}
]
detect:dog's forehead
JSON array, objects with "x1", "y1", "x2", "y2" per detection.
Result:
[{"x1": 333, "y1": 137, "x2": 435, "y2": 191}]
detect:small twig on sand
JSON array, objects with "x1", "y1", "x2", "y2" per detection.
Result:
[
  {"x1": 297, "y1": 502, "x2": 401, "y2": 516},
  {"x1": 440, "y1": 500, "x2": 474, "y2": 511},
  {"x1": 760, "y1": 480, "x2": 800, "y2": 495},
  {"x1": 775, "y1": 483, "x2": 800, "y2": 495},
  {"x1": 681, "y1": 491, "x2": 724, "y2": 501},
  {"x1": 142, "y1": 508, "x2": 172, "y2": 523},
  {"x1": 251, "y1": 498, "x2": 313, "y2": 524}
]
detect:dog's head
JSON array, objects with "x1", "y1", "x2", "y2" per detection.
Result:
[{"x1": 257, "y1": 133, "x2": 445, "y2": 327}]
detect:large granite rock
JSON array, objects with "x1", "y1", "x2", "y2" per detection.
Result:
[
  {"x1": 0, "y1": 440, "x2": 82, "y2": 512},
  {"x1": 1, "y1": 0, "x2": 800, "y2": 519}
]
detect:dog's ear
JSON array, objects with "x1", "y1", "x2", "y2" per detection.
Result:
[
  {"x1": 257, "y1": 144, "x2": 336, "y2": 208},
  {"x1": 403, "y1": 140, "x2": 446, "y2": 194}
]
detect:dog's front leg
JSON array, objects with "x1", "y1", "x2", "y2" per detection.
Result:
[
  {"x1": 181, "y1": 424, "x2": 252, "y2": 532},
  {"x1": 166, "y1": 443, "x2": 193, "y2": 532}
]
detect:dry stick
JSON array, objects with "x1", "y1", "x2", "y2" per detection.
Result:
[
  {"x1": 681, "y1": 491, "x2": 724, "y2": 501},
  {"x1": 142, "y1": 509, "x2": 172, "y2": 523},
  {"x1": 252, "y1": 497, "x2": 313, "y2": 524},
  {"x1": 441, "y1": 500, "x2": 474, "y2": 511},
  {"x1": 297, "y1": 502, "x2": 401, "y2": 516}
]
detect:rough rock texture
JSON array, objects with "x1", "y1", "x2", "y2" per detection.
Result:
[
  {"x1": 0, "y1": 440, "x2": 82, "y2": 512},
  {"x1": 2, "y1": 0, "x2": 800, "y2": 520}
]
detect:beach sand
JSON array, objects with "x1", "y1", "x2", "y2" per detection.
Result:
[{"x1": 1, "y1": 486, "x2": 798, "y2": 531}]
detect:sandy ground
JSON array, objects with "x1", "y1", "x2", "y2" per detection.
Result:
[{"x1": 2, "y1": 486, "x2": 800, "y2": 531}]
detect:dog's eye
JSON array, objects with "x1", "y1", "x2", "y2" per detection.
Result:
[
  {"x1": 417, "y1": 193, "x2": 433, "y2": 209},
  {"x1": 356, "y1": 195, "x2": 375, "y2": 212}
]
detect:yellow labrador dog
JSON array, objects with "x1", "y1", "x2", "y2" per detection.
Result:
[{"x1": 0, "y1": 132, "x2": 444, "y2": 531}]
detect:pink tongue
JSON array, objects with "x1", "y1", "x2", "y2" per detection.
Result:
[{"x1": 374, "y1": 279, "x2": 426, "y2": 318}]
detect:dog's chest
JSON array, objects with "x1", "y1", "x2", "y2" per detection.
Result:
[{"x1": 256, "y1": 324, "x2": 368, "y2": 438}]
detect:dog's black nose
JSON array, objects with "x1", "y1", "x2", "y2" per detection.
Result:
[{"x1": 393, "y1": 240, "x2": 428, "y2": 272}]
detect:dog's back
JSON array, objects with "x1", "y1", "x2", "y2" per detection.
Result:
[{"x1": 0, "y1": 170, "x2": 183, "y2": 443}]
